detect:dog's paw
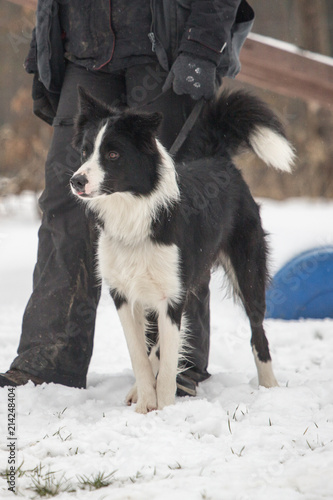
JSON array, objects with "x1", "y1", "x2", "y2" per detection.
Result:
[
  {"x1": 255, "y1": 356, "x2": 280, "y2": 388},
  {"x1": 259, "y1": 375, "x2": 279, "y2": 388},
  {"x1": 157, "y1": 394, "x2": 175, "y2": 410},
  {"x1": 135, "y1": 389, "x2": 158, "y2": 414},
  {"x1": 126, "y1": 384, "x2": 138, "y2": 405}
]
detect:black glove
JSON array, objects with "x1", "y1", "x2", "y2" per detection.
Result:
[
  {"x1": 32, "y1": 73, "x2": 60, "y2": 125},
  {"x1": 162, "y1": 53, "x2": 217, "y2": 100}
]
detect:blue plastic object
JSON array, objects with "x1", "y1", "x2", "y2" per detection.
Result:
[{"x1": 266, "y1": 246, "x2": 333, "y2": 320}]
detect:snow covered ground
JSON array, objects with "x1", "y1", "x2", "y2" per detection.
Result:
[{"x1": 1, "y1": 193, "x2": 333, "y2": 500}]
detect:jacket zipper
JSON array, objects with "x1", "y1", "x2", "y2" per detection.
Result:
[
  {"x1": 148, "y1": 32, "x2": 156, "y2": 52},
  {"x1": 94, "y1": 0, "x2": 115, "y2": 70},
  {"x1": 149, "y1": 0, "x2": 156, "y2": 52}
]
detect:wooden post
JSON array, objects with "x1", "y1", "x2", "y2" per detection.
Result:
[{"x1": 238, "y1": 33, "x2": 333, "y2": 107}]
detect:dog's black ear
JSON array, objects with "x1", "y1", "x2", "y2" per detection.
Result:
[
  {"x1": 72, "y1": 86, "x2": 112, "y2": 150},
  {"x1": 77, "y1": 86, "x2": 111, "y2": 120},
  {"x1": 115, "y1": 111, "x2": 163, "y2": 153},
  {"x1": 133, "y1": 112, "x2": 163, "y2": 135},
  {"x1": 119, "y1": 111, "x2": 163, "y2": 136},
  {"x1": 140, "y1": 112, "x2": 163, "y2": 134}
]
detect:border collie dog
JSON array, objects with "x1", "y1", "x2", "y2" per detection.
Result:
[{"x1": 70, "y1": 87, "x2": 294, "y2": 413}]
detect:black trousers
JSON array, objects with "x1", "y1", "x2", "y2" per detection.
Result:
[{"x1": 11, "y1": 62, "x2": 211, "y2": 387}]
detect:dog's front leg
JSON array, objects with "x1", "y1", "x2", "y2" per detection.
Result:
[
  {"x1": 126, "y1": 343, "x2": 160, "y2": 406},
  {"x1": 117, "y1": 302, "x2": 157, "y2": 413},
  {"x1": 156, "y1": 301, "x2": 182, "y2": 410}
]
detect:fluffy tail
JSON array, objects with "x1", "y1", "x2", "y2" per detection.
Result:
[{"x1": 191, "y1": 90, "x2": 295, "y2": 172}]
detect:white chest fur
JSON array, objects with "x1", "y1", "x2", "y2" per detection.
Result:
[{"x1": 98, "y1": 233, "x2": 182, "y2": 309}]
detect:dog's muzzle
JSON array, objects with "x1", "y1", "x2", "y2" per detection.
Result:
[{"x1": 70, "y1": 173, "x2": 88, "y2": 196}]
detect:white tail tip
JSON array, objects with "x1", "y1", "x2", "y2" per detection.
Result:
[{"x1": 250, "y1": 126, "x2": 296, "y2": 172}]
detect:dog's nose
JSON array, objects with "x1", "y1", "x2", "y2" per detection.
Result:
[{"x1": 70, "y1": 174, "x2": 88, "y2": 194}]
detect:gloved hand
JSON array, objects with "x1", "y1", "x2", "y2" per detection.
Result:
[
  {"x1": 162, "y1": 53, "x2": 217, "y2": 100},
  {"x1": 32, "y1": 73, "x2": 60, "y2": 125}
]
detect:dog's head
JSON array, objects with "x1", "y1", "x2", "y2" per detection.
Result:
[{"x1": 70, "y1": 87, "x2": 163, "y2": 199}]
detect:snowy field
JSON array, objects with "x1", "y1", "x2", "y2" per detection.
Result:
[{"x1": 1, "y1": 193, "x2": 333, "y2": 500}]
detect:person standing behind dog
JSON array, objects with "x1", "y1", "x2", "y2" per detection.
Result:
[{"x1": 0, "y1": 1, "x2": 254, "y2": 395}]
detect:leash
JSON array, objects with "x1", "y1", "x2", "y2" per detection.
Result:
[
  {"x1": 169, "y1": 98, "x2": 205, "y2": 157},
  {"x1": 135, "y1": 91, "x2": 205, "y2": 157}
]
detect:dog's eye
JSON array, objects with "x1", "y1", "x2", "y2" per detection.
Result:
[{"x1": 107, "y1": 151, "x2": 120, "y2": 161}]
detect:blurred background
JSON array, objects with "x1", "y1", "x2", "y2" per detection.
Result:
[{"x1": 0, "y1": 0, "x2": 333, "y2": 199}]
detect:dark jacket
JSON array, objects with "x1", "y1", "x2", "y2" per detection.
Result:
[{"x1": 25, "y1": 0, "x2": 254, "y2": 124}]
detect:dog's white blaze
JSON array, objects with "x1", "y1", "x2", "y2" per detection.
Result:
[
  {"x1": 252, "y1": 346, "x2": 279, "y2": 388},
  {"x1": 250, "y1": 126, "x2": 295, "y2": 172},
  {"x1": 73, "y1": 122, "x2": 108, "y2": 195},
  {"x1": 98, "y1": 237, "x2": 182, "y2": 309}
]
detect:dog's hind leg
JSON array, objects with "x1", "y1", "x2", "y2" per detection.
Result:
[
  {"x1": 221, "y1": 222, "x2": 278, "y2": 388},
  {"x1": 117, "y1": 301, "x2": 158, "y2": 413},
  {"x1": 156, "y1": 301, "x2": 183, "y2": 409}
]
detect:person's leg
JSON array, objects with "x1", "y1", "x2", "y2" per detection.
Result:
[
  {"x1": 4, "y1": 63, "x2": 126, "y2": 388},
  {"x1": 125, "y1": 63, "x2": 211, "y2": 384},
  {"x1": 181, "y1": 274, "x2": 211, "y2": 383}
]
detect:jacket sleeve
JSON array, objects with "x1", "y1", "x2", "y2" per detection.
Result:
[
  {"x1": 24, "y1": 27, "x2": 38, "y2": 74},
  {"x1": 23, "y1": 27, "x2": 61, "y2": 125},
  {"x1": 178, "y1": 0, "x2": 243, "y2": 64}
]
